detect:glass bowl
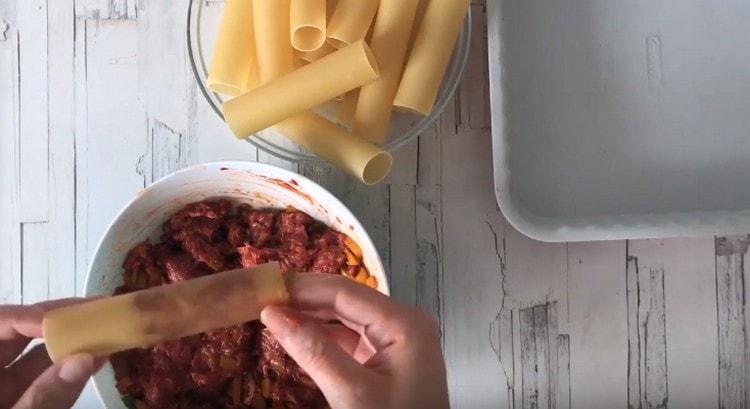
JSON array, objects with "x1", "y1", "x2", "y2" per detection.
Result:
[{"x1": 187, "y1": 0, "x2": 471, "y2": 163}]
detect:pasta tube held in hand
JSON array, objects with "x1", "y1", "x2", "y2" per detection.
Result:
[
  {"x1": 253, "y1": 0, "x2": 294, "y2": 84},
  {"x1": 275, "y1": 112, "x2": 393, "y2": 185},
  {"x1": 394, "y1": 0, "x2": 470, "y2": 115},
  {"x1": 43, "y1": 263, "x2": 288, "y2": 362},
  {"x1": 290, "y1": 0, "x2": 327, "y2": 52},
  {"x1": 206, "y1": 0, "x2": 258, "y2": 95},
  {"x1": 326, "y1": 0, "x2": 379, "y2": 49},
  {"x1": 352, "y1": 0, "x2": 420, "y2": 143},
  {"x1": 223, "y1": 40, "x2": 379, "y2": 138}
]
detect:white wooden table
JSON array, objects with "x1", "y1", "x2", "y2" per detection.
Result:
[{"x1": 1, "y1": 1, "x2": 747, "y2": 408}]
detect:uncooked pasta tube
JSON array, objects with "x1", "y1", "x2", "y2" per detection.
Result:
[
  {"x1": 338, "y1": 89, "x2": 360, "y2": 125},
  {"x1": 298, "y1": 41, "x2": 336, "y2": 62},
  {"x1": 290, "y1": 0, "x2": 327, "y2": 52},
  {"x1": 394, "y1": 0, "x2": 470, "y2": 115},
  {"x1": 43, "y1": 264, "x2": 287, "y2": 361},
  {"x1": 275, "y1": 112, "x2": 392, "y2": 185},
  {"x1": 223, "y1": 40, "x2": 379, "y2": 138},
  {"x1": 206, "y1": 0, "x2": 257, "y2": 96},
  {"x1": 253, "y1": 0, "x2": 294, "y2": 84},
  {"x1": 352, "y1": 0, "x2": 419, "y2": 143},
  {"x1": 327, "y1": 0, "x2": 379, "y2": 49}
]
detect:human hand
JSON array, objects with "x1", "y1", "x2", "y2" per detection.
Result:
[
  {"x1": 0, "y1": 300, "x2": 103, "y2": 409},
  {"x1": 260, "y1": 273, "x2": 450, "y2": 409}
]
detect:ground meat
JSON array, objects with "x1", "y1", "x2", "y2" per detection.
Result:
[
  {"x1": 257, "y1": 330, "x2": 326, "y2": 409},
  {"x1": 112, "y1": 200, "x2": 360, "y2": 409}
]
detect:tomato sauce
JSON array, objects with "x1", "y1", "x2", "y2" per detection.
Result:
[{"x1": 110, "y1": 200, "x2": 352, "y2": 409}]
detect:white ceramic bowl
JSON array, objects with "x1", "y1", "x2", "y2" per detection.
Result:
[{"x1": 83, "y1": 161, "x2": 388, "y2": 409}]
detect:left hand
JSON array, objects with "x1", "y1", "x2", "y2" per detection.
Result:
[{"x1": 0, "y1": 299, "x2": 103, "y2": 409}]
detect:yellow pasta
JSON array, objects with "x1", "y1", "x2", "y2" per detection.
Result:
[
  {"x1": 43, "y1": 264, "x2": 287, "y2": 361},
  {"x1": 275, "y1": 112, "x2": 393, "y2": 185},
  {"x1": 352, "y1": 0, "x2": 420, "y2": 143},
  {"x1": 298, "y1": 42, "x2": 336, "y2": 62},
  {"x1": 206, "y1": 0, "x2": 257, "y2": 96},
  {"x1": 338, "y1": 89, "x2": 360, "y2": 125},
  {"x1": 327, "y1": 0, "x2": 379, "y2": 49},
  {"x1": 409, "y1": 0, "x2": 429, "y2": 48},
  {"x1": 290, "y1": 0, "x2": 327, "y2": 52},
  {"x1": 326, "y1": 0, "x2": 338, "y2": 21},
  {"x1": 223, "y1": 40, "x2": 379, "y2": 138},
  {"x1": 394, "y1": 0, "x2": 470, "y2": 115},
  {"x1": 253, "y1": 0, "x2": 294, "y2": 84}
]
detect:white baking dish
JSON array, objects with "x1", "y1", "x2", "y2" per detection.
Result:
[{"x1": 487, "y1": 0, "x2": 750, "y2": 242}]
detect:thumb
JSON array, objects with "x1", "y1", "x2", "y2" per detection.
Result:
[
  {"x1": 12, "y1": 353, "x2": 97, "y2": 409},
  {"x1": 261, "y1": 306, "x2": 369, "y2": 400}
]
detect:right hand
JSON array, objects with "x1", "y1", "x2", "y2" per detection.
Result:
[{"x1": 260, "y1": 273, "x2": 450, "y2": 409}]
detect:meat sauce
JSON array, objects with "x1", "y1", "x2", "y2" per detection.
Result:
[{"x1": 110, "y1": 200, "x2": 374, "y2": 409}]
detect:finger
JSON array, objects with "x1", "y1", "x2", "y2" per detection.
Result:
[
  {"x1": 289, "y1": 274, "x2": 409, "y2": 349},
  {"x1": 322, "y1": 325, "x2": 375, "y2": 364},
  {"x1": 0, "y1": 299, "x2": 89, "y2": 367},
  {"x1": 34, "y1": 298, "x2": 89, "y2": 314},
  {"x1": 261, "y1": 305, "x2": 372, "y2": 401},
  {"x1": 11, "y1": 353, "x2": 98, "y2": 409},
  {"x1": 1, "y1": 345, "x2": 53, "y2": 407},
  {"x1": 0, "y1": 305, "x2": 45, "y2": 366}
]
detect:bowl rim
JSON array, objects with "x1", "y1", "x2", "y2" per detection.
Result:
[
  {"x1": 84, "y1": 161, "x2": 389, "y2": 408},
  {"x1": 186, "y1": 0, "x2": 472, "y2": 163}
]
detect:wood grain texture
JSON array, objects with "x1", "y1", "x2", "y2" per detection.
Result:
[
  {"x1": 518, "y1": 303, "x2": 570, "y2": 409},
  {"x1": 633, "y1": 238, "x2": 718, "y2": 409},
  {"x1": 76, "y1": 0, "x2": 137, "y2": 20},
  {"x1": 16, "y1": 0, "x2": 49, "y2": 223},
  {"x1": 0, "y1": 0, "x2": 21, "y2": 304},
  {"x1": 567, "y1": 241, "x2": 628, "y2": 409},
  {"x1": 75, "y1": 19, "x2": 147, "y2": 289},
  {"x1": 626, "y1": 242, "x2": 669, "y2": 409},
  {"x1": 715, "y1": 235, "x2": 749, "y2": 409}
]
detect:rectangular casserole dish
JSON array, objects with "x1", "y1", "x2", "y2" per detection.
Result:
[{"x1": 487, "y1": 0, "x2": 750, "y2": 241}]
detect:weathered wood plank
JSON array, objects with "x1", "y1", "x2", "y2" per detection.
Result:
[
  {"x1": 520, "y1": 307, "x2": 539, "y2": 409},
  {"x1": 414, "y1": 130, "x2": 442, "y2": 323},
  {"x1": 715, "y1": 235, "x2": 748, "y2": 409},
  {"x1": 75, "y1": 20, "x2": 147, "y2": 286},
  {"x1": 142, "y1": 119, "x2": 185, "y2": 184},
  {"x1": 137, "y1": 0, "x2": 191, "y2": 133},
  {"x1": 626, "y1": 256, "x2": 641, "y2": 408},
  {"x1": 518, "y1": 303, "x2": 569, "y2": 409},
  {"x1": 388, "y1": 183, "x2": 417, "y2": 303},
  {"x1": 46, "y1": 0, "x2": 77, "y2": 297},
  {"x1": 458, "y1": 3, "x2": 490, "y2": 131},
  {"x1": 556, "y1": 335, "x2": 571, "y2": 409},
  {"x1": 633, "y1": 238, "x2": 718, "y2": 409},
  {"x1": 626, "y1": 242, "x2": 669, "y2": 409},
  {"x1": 16, "y1": 0, "x2": 49, "y2": 223},
  {"x1": 533, "y1": 304, "x2": 551, "y2": 409},
  {"x1": 76, "y1": 0, "x2": 137, "y2": 20},
  {"x1": 441, "y1": 126, "x2": 508, "y2": 408},
  {"x1": 0, "y1": 0, "x2": 21, "y2": 305},
  {"x1": 566, "y1": 241, "x2": 628, "y2": 409},
  {"x1": 22, "y1": 222, "x2": 76, "y2": 303},
  {"x1": 490, "y1": 308, "x2": 516, "y2": 409}
]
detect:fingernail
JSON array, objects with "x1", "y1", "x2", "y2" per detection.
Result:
[
  {"x1": 58, "y1": 354, "x2": 95, "y2": 383},
  {"x1": 261, "y1": 306, "x2": 302, "y2": 340}
]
